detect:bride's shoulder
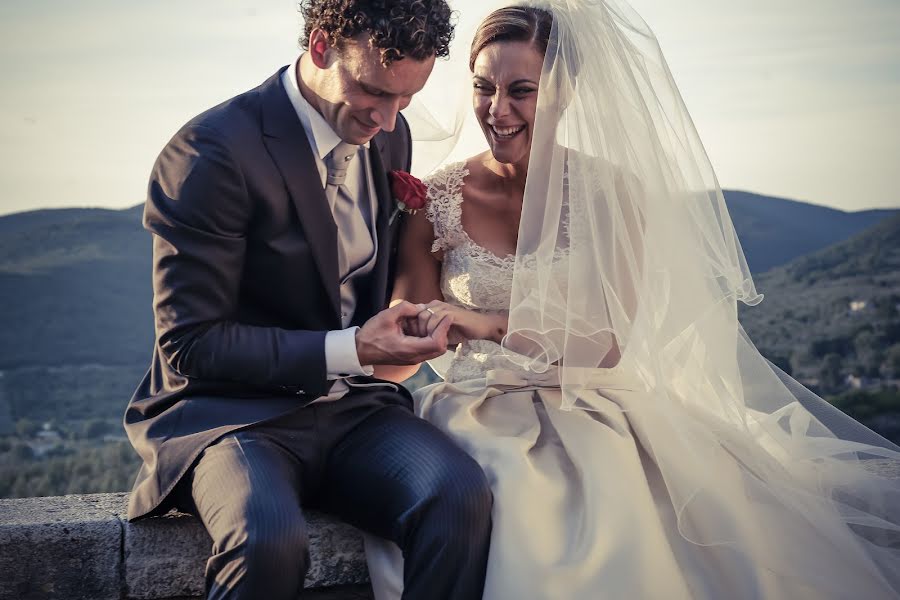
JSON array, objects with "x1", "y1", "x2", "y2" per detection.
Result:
[
  {"x1": 564, "y1": 148, "x2": 640, "y2": 185},
  {"x1": 564, "y1": 148, "x2": 616, "y2": 178},
  {"x1": 423, "y1": 160, "x2": 470, "y2": 193},
  {"x1": 423, "y1": 159, "x2": 470, "y2": 217},
  {"x1": 422, "y1": 160, "x2": 473, "y2": 246}
]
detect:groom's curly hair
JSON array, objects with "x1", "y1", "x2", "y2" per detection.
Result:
[{"x1": 299, "y1": 0, "x2": 455, "y2": 66}]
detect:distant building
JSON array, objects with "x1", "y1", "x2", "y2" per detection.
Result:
[
  {"x1": 29, "y1": 428, "x2": 63, "y2": 458},
  {"x1": 845, "y1": 374, "x2": 886, "y2": 390},
  {"x1": 846, "y1": 374, "x2": 866, "y2": 389},
  {"x1": 849, "y1": 300, "x2": 868, "y2": 313}
]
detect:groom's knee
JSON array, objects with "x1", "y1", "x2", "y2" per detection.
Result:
[{"x1": 428, "y1": 456, "x2": 493, "y2": 543}]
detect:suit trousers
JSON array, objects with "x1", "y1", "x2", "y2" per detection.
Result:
[{"x1": 184, "y1": 389, "x2": 493, "y2": 600}]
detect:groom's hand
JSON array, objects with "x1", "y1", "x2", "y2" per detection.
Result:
[{"x1": 356, "y1": 301, "x2": 453, "y2": 366}]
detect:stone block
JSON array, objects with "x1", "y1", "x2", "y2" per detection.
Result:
[
  {"x1": 0, "y1": 492, "x2": 371, "y2": 599},
  {"x1": 304, "y1": 512, "x2": 370, "y2": 588},
  {"x1": 0, "y1": 495, "x2": 122, "y2": 600},
  {"x1": 120, "y1": 501, "x2": 369, "y2": 598},
  {"x1": 123, "y1": 510, "x2": 211, "y2": 600},
  {"x1": 304, "y1": 584, "x2": 374, "y2": 599}
]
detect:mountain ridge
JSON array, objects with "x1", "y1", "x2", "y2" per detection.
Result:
[{"x1": 0, "y1": 190, "x2": 895, "y2": 370}]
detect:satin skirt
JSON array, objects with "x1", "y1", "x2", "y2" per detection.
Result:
[{"x1": 365, "y1": 368, "x2": 899, "y2": 600}]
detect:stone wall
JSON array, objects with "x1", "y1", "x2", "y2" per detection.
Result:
[
  {"x1": 0, "y1": 493, "x2": 372, "y2": 600},
  {"x1": 2, "y1": 460, "x2": 898, "y2": 599}
]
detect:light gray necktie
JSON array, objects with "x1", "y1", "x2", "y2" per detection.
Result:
[
  {"x1": 325, "y1": 143, "x2": 370, "y2": 277},
  {"x1": 325, "y1": 142, "x2": 375, "y2": 326}
]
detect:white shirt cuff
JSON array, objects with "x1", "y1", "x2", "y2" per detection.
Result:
[{"x1": 325, "y1": 327, "x2": 373, "y2": 379}]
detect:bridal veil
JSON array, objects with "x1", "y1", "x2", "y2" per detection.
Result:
[{"x1": 405, "y1": 0, "x2": 900, "y2": 593}]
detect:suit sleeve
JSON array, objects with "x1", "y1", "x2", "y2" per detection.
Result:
[{"x1": 144, "y1": 123, "x2": 330, "y2": 397}]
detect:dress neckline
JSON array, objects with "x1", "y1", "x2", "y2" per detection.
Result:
[{"x1": 450, "y1": 161, "x2": 517, "y2": 265}]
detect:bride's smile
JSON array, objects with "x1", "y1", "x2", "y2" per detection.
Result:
[
  {"x1": 471, "y1": 39, "x2": 543, "y2": 167},
  {"x1": 488, "y1": 123, "x2": 526, "y2": 139}
]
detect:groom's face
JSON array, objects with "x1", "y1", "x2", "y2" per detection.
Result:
[{"x1": 312, "y1": 35, "x2": 435, "y2": 145}]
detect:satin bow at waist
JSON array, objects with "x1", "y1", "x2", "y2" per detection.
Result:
[{"x1": 484, "y1": 366, "x2": 644, "y2": 393}]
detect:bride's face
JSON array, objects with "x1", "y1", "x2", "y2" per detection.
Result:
[{"x1": 472, "y1": 40, "x2": 544, "y2": 166}]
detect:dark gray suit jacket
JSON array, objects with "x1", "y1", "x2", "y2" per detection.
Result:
[{"x1": 124, "y1": 67, "x2": 412, "y2": 521}]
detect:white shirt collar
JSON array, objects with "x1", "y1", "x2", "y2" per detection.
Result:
[{"x1": 282, "y1": 55, "x2": 368, "y2": 160}]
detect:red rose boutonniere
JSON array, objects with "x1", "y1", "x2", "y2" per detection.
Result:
[{"x1": 388, "y1": 170, "x2": 427, "y2": 225}]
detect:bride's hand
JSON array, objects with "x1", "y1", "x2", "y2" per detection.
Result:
[{"x1": 414, "y1": 301, "x2": 506, "y2": 346}]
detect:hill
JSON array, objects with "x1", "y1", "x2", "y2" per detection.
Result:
[
  {"x1": 741, "y1": 213, "x2": 900, "y2": 384},
  {"x1": 0, "y1": 205, "x2": 153, "y2": 369},
  {"x1": 725, "y1": 191, "x2": 895, "y2": 273}
]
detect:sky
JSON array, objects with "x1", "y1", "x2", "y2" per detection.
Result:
[{"x1": 0, "y1": 0, "x2": 898, "y2": 216}]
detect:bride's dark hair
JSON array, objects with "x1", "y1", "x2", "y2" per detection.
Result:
[{"x1": 469, "y1": 6, "x2": 553, "y2": 70}]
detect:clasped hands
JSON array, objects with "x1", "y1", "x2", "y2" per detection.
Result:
[{"x1": 355, "y1": 300, "x2": 503, "y2": 366}]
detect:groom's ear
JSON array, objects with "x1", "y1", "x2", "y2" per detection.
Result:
[{"x1": 308, "y1": 28, "x2": 334, "y2": 70}]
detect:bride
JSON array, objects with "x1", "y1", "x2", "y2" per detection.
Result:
[{"x1": 367, "y1": 1, "x2": 900, "y2": 598}]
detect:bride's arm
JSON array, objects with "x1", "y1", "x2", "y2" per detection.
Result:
[
  {"x1": 373, "y1": 211, "x2": 445, "y2": 382},
  {"x1": 391, "y1": 211, "x2": 445, "y2": 305}
]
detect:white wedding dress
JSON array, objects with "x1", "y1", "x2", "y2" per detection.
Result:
[{"x1": 364, "y1": 162, "x2": 900, "y2": 600}]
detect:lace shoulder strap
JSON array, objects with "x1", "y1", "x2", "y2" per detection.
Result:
[{"x1": 424, "y1": 161, "x2": 468, "y2": 253}]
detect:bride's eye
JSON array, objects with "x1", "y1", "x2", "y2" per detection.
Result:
[
  {"x1": 511, "y1": 87, "x2": 534, "y2": 97},
  {"x1": 473, "y1": 83, "x2": 494, "y2": 94}
]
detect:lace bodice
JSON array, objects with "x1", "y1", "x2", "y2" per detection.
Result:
[
  {"x1": 425, "y1": 162, "x2": 516, "y2": 312},
  {"x1": 424, "y1": 162, "x2": 524, "y2": 382}
]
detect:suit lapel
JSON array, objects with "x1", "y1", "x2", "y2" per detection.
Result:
[
  {"x1": 369, "y1": 136, "x2": 398, "y2": 311},
  {"x1": 260, "y1": 68, "x2": 341, "y2": 318}
]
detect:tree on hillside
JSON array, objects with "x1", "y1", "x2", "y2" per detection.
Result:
[
  {"x1": 819, "y1": 353, "x2": 844, "y2": 394},
  {"x1": 853, "y1": 330, "x2": 884, "y2": 378},
  {"x1": 886, "y1": 344, "x2": 900, "y2": 378},
  {"x1": 764, "y1": 352, "x2": 793, "y2": 376},
  {"x1": 15, "y1": 418, "x2": 39, "y2": 438},
  {"x1": 81, "y1": 418, "x2": 111, "y2": 439}
]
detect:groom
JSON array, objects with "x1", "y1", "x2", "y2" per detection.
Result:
[{"x1": 123, "y1": 1, "x2": 492, "y2": 598}]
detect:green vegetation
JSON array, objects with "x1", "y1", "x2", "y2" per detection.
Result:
[
  {"x1": 831, "y1": 388, "x2": 900, "y2": 421},
  {"x1": 1, "y1": 365, "x2": 146, "y2": 427},
  {"x1": 742, "y1": 215, "x2": 900, "y2": 388},
  {"x1": 0, "y1": 439, "x2": 139, "y2": 499},
  {"x1": 829, "y1": 388, "x2": 900, "y2": 442},
  {"x1": 0, "y1": 364, "x2": 145, "y2": 498}
]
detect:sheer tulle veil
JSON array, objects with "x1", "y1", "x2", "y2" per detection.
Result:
[{"x1": 405, "y1": 0, "x2": 900, "y2": 592}]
